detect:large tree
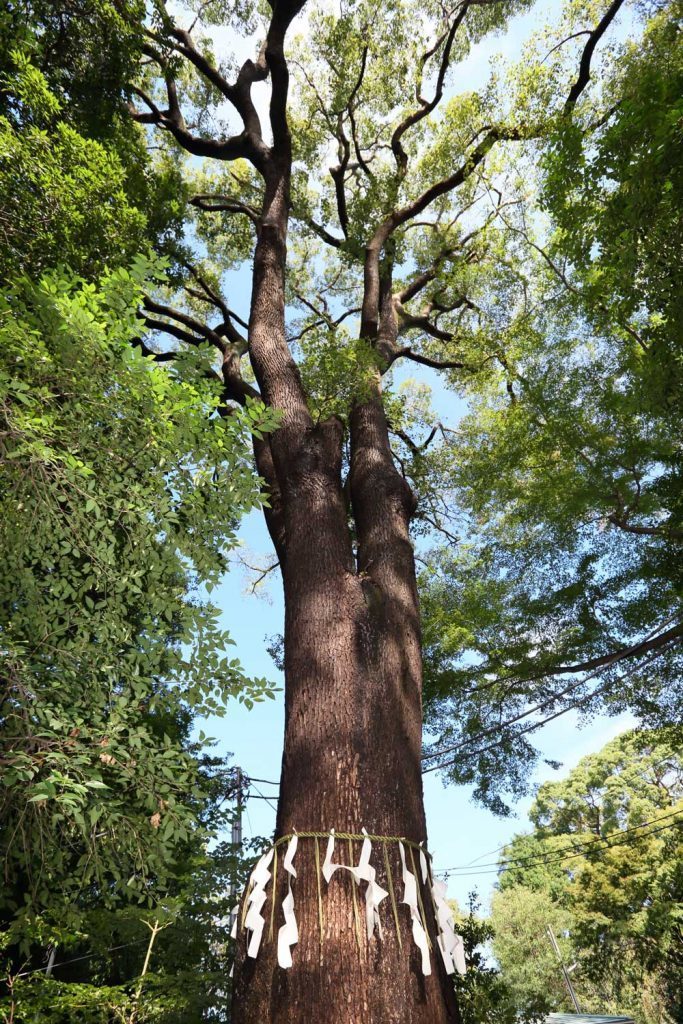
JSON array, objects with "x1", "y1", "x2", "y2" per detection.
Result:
[
  {"x1": 491, "y1": 729, "x2": 683, "y2": 1022},
  {"x1": 419, "y1": 0, "x2": 683, "y2": 812},
  {"x1": 67, "y1": 0, "x2": 662, "y2": 1019}
]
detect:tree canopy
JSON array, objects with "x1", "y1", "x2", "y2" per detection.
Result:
[
  {"x1": 491, "y1": 729, "x2": 683, "y2": 1021},
  {"x1": 419, "y1": 0, "x2": 683, "y2": 810},
  {"x1": 0, "y1": 33, "x2": 276, "y2": 1022}
]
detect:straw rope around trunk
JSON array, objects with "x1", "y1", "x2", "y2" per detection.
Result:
[{"x1": 231, "y1": 829, "x2": 467, "y2": 978}]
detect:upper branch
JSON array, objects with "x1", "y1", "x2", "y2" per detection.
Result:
[
  {"x1": 564, "y1": 0, "x2": 627, "y2": 113},
  {"x1": 265, "y1": 0, "x2": 306, "y2": 151},
  {"x1": 378, "y1": 128, "x2": 517, "y2": 246},
  {"x1": 190, "y1": 194, "x2": 261, "y2": 230},
  {"x1": 516, "y1": 620, "x2": 683, "y2": 683},
  {"x1": 142, "y1": 296, "x2": 229, "y2": 353},
  {"x1": 391, "y1": 2, "x2": 470, "y2": 175},
  {"x1": 388, "y1": 347, "x2": 465, "y2": 371},
  {"x1": 160, "y1": 25, "x2": 268, "y2": 136},
  {"x1": 129, "y1": 77, "x2": 267, "y2": 167}
]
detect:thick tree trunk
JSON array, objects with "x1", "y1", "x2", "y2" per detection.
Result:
[
  {"x1": 229, "y1": 36, "x2": 460, "y2": 1021},
  {"x1": 231, "y1": 388, "x2": 460, "y2": 1022}
]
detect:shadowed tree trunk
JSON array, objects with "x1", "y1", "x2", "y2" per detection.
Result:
[{"x1": 127, "y1": 0, "x2": 467, "y2": 1016}]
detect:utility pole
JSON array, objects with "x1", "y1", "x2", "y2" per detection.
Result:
[
  {"x1": 228, "y1": 769, "x2": 246, "y2": 933},
  {"x1": 546, "y1": 925, "x2": 581, "y2": 1013}
]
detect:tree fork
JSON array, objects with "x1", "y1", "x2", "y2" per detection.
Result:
[{"x1": 232, "y1": 108, "x2": 459, "y2": 1024}]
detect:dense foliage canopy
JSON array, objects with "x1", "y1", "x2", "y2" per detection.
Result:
[
  {"x1": 490, "y1": 729, "x2": 683, "y2": 1021},
  {"x1": 0, "y1": 30, "x2": 276, "y2": 1022},
  {"x1": 420, "y1": 1, "x2": 683, "y2": 809}
]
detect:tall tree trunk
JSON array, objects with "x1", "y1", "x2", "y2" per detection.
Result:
[
  {"x1": 225, "y1": 8, "x2": 460, "y2": 1020},
  {"x1": 231, "y1": 412, "x2": 460, "y2": 1021},
  {"x1": 231, "y1": 185, "x2": 459, "y2": 1022}
]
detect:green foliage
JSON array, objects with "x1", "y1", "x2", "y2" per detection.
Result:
[
  {"x1": 541, "y1": 2, "x2": 683, "y2": 398},
  {"x1": 0, "y1": 1, "x2": 146, "y2": 139},
  {"x1": 491, "y1": 730, "x2": 683, "y2": 1022},
  {"x1": 0, "y1": 17, "x2": 188, "y2": 280},
  {"x1": 0, "y1": 259, "x2": 276, "y2": 1016},
  {"x1": 490, "y1": 886, "x2": 574, "y2": 1013},
  {"x1": 419, "y1": 0, "x2": 683, "y2": 810},
  {"x1": 0, "y1": 57, "x2": 147, "y2": 278},
  {"x1": 452, "y1": 896, "x2": 544, "y2": 1024}
]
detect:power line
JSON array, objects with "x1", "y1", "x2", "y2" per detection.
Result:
[
  {"x1": 422, "y1": 644, "x2": 675, "y2": 775},
  {"x1": 246, "y1": 775, "x2": 279, "y2": 788},
  {"x1": 437, "y1": 784, "x2": 681, "y2": 873},
  {"x1": 15, "y1": 938, "x2": 149, "y2": 979},
  {"x1": 439, "y1": 806, "x2": 683, "y2": 872},
  {"x1": 434, "y1": 813, "x2": 683, "y2": 877},
  {"x1": 249, "y1": 782, "x2": 278, "y2": 813}
]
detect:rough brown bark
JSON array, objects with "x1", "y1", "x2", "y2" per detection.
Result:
[
  {"x1": 131, "y1": 0, "x2": 461, "y2": 1017},
  {"x1": 231, "y1": 389, "x2": 460, "y2": 1021}
]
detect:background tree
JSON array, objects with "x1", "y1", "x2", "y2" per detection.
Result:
[
  {"x1": 490, "y1": 729, "x2": 683, "y2": 1022},
  {"x1": 0, "y1": 46, "x2": 276, "y2": 1023},
  {"x1": 451, "y1": 895, "x2": 543, "y2": 1024},
  {"x1": 420, "y1": 0, "x2": 683, "y2": 810}
]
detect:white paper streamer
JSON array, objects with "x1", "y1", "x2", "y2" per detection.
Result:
[
  {"x1": 359, "y1": 829, "x2": 389, "y2": 940},
  {"x1": 419, "y1": 844, "x2": 429, "y2": 885},
  {"x1": 244, "y1": 848, "x2": 274, "y2": 959},
  {"x1": 237, "y1": 832, "x2": 462, "y2": 977},
  {"x1": 229, "y1": 906, "x2": 238, "y2": 978},
  {"x1": 322, "y1": 828, "x2": 388, "y2": 940},
  {"x1": 399, "y1": 841, "x2": 431, "y2": 975},
  {"x1": 431, "y1": 876, "x2": 466, "y2": 975},
  {"x1": 322, "y1": 829, "x2": 338, "y2": 883},
  {"x1": 277, "y1": 834, "x2": 299, "y2": 969}
]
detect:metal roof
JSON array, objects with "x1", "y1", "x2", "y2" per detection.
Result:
[{"x1": 546, "y1": 1015, "x2": 636, "y2": 1024}]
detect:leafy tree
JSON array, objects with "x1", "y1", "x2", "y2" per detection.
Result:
[
  {"x1": 420, "y1": 0, "x2": 683, "y2": 811},
  {"x1": 452, "y1": 895, "x2": 544, "y2": 1024},
  {"x1": 0, "y1": 253, "x2": 276, "y2": 945},
  {"x1": 489, "y1": 886, "x2": 574, "y2": 1013},
  {"x1": 0, "y1": 25, "x2": 282, "y2": 1021},
  {"x1": 0, "y1": 13, "x2": 186, "y2": 278},
  {"x1": 491, "y1": 729, "x2": 683, "y2": 1022}
]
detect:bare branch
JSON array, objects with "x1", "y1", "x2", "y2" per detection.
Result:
[
  {"x1": 391, "y1": 2, "x2": 470, "y2": 174},
  {"x1": 388, "y1": 346, "x2": 465, "y2": 371},
  {"x1": 162, "y1": 24, "x2": 267, "y2": 136},
  {"x1": 128, "y1": 46, "x2": 268, "y2": 168},
  {"x1": 141, "y1": 315, "x2": 207, "y2": 349},
  {"x1": 389, "y1": 425, "x2": 438, "y2": 453},
  {"x1": 265, "y1": 0, "x2": 306, "y2": 150},
  {"x1": 190, "y1": 194, "x2": 261, "y2": 229},
  {"x1": 564, "y1": 0, "x2": 627, "y2": 113},
  {"x1": 142, "y1": 296, "x2": 228, "y2": 353},
  {"x1": 287, "y1": 305, "x2": 361, "y2": 344},
  {"x1": 346, "y1": 45, "x2": 374, "y2": 179},
  {"x1": 541, "y1": 30, "x2": 591, "y2": 65},
  {"x1": 506, "y1": 620, "x2": 683, "y2": 685},
  {"x1": 608, "y1": 514, "x2": 683, "y2": 542},
  {"x1": 291, "y1": 207, "x2": 345, "y2": 248},
  {"x1": 131, "y1": 336, "x2": 177, "y2": 362}
]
